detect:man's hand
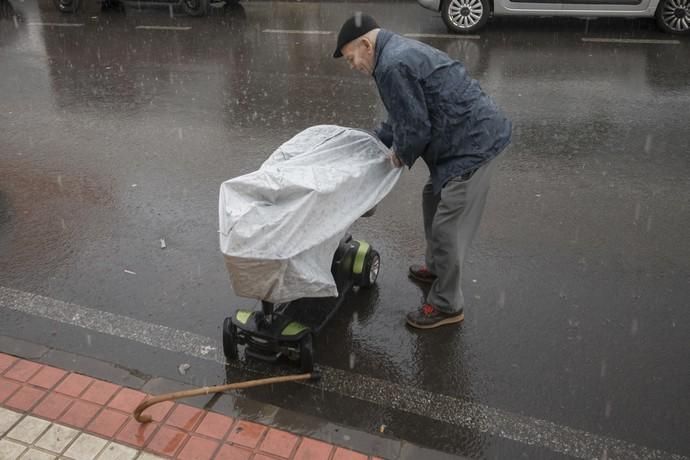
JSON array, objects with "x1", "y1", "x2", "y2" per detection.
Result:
[{"x1": 389, "y1": 150, "x2": 403, "y2": 168}]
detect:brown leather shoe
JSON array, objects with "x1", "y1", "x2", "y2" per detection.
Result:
[{"x1": 408, "y1": 264, "x2": 436, "y2": 284}]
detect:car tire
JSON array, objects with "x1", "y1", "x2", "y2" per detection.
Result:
[
  {"x1": 655, "y1": 0, "x2": 690, "y2": 34},
  {"x1": 441, "y1": 0, "x2": 490, "y2": 34},
  {"x1": 182, "y1": 0, "x2": 208, "y2": 16},
  {"x1": 53, "y1": 0, "x2": 80, "y2": 13}
]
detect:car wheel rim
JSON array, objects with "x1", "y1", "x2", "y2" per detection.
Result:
[
  {"x1": 662, "y1": 0, "x2": 690, "y2": 31},
  {"x1": 185, "y1": 0, "x2": 200, "y2": 9},
  {"x1": 448, "y1": 0, "x2": 484, "y2": 29}
]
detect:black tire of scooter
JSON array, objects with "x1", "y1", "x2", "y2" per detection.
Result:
[
  {"x1": 222, "y1": 317, "x2": 238, "y2": 360},
  {"x1": 299, "y1": 333, "x2": 314, "y2": 373},
  {"x1": 358, "y1": 249, "x2": 380, "y2": 288}
]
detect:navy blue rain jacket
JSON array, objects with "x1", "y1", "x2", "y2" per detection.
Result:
[{"x1": 373, "y1": 30, "x2": 512, "y2": 194}]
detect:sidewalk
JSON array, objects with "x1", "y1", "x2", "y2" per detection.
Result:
[{"x1": 0, "y1": 352, "x2": 379, "y2": 460}]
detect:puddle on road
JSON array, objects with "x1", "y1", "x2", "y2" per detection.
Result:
[{"x1": 0, "y1": 159, "x2": 114, "y2": 282}]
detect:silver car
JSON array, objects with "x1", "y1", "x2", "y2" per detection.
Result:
[{"x1": 417, "y1": 0, "x2": 689, "y2": 34}]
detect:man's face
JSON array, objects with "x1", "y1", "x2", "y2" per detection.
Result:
[{"x1": 341, "y1": 38, "x2": 375, "y2": 76}]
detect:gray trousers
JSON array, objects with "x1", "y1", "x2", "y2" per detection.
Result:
[{"x1": 424, "y1": 159, "x2": 498, "y2": 314}]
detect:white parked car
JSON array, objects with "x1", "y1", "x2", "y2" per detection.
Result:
[{"x1": 417, "y1": 0, "x2": 690, "y2": 34}]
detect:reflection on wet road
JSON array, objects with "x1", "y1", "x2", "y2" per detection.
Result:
[{"x1": 1, "y1": 0, "x2": 689, "y2": 457}]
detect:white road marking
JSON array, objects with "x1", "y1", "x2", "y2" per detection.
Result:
[
  {"x1": 135, "y1": 26, "x2": 192, "y2": 31},
  {"x1": 0, "y1": 286, "x2": 687, "y2": 460},
  {"x1": 582, "y1": 37, "x2": 680, "y2": 45},
  {"x1": 27, "y1": 22, "x2": 84, "y2": 27},
  {"x1": 405, "y1": 33, "x2": 480, "y2": 39},
  {"x1": 262, "y1": 29, "x2": 332, "y2": 35}
]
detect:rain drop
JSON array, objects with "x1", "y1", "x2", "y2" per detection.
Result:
[
  {"x1": 630, "y1": 318, "x2": 639, "y2": 336},
  {"x1": 349, "y1": 352, "x2": 356, "y2": 369},
  {"x1": 644, "y1": 134, "x2": 653, "y2": 154},
  {"x1": 497, "y1": 290, "x2": 505, "y2": 309},
  {"x1": 600, "y1": 447, "x2": 609, "y2": 460}
]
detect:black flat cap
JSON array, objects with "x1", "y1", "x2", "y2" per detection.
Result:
[{"x1": 333, "y1": 13, "x2": 380, "y2": 58}]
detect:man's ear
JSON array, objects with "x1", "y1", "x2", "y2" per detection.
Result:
[{"x1": 362, "y1": 37, "x2": 373, "y2": 52}]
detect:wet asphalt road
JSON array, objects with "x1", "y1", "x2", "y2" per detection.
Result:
[{"x1": 1, "y1": 0, "x2": 689, "y2": 458}]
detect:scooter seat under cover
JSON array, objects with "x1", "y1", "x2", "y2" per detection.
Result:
[{"x1": 219, "y1": 125, "x2": 401, "y2": 303}]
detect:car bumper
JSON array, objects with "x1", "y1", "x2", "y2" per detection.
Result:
[{"x1": 417, "y1": 0, "x2": 440, "y2": 11}]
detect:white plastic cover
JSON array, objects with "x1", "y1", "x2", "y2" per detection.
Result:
[{"x1": 219, "y1": 125, "x2": 402, "y2": 303}]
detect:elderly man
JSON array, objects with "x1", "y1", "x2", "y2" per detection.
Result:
[{"x1": 334, "y1": 13, "x2": 512, "y2": 330}]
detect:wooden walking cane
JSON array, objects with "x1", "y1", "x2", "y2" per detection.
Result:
[{"x1": 133, "y1": 371, "x2": 320, "y2": 423}]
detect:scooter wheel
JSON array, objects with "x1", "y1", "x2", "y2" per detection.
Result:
[
  {"x1": 299, "y1": 333, "x2": 314, "y2": 373},
  {"x1": 359, "y1": 249, "x2": 380, "y2": 288},
  {"x1": 222, "y1": 317, "x2": 238, "y2": 360}
]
